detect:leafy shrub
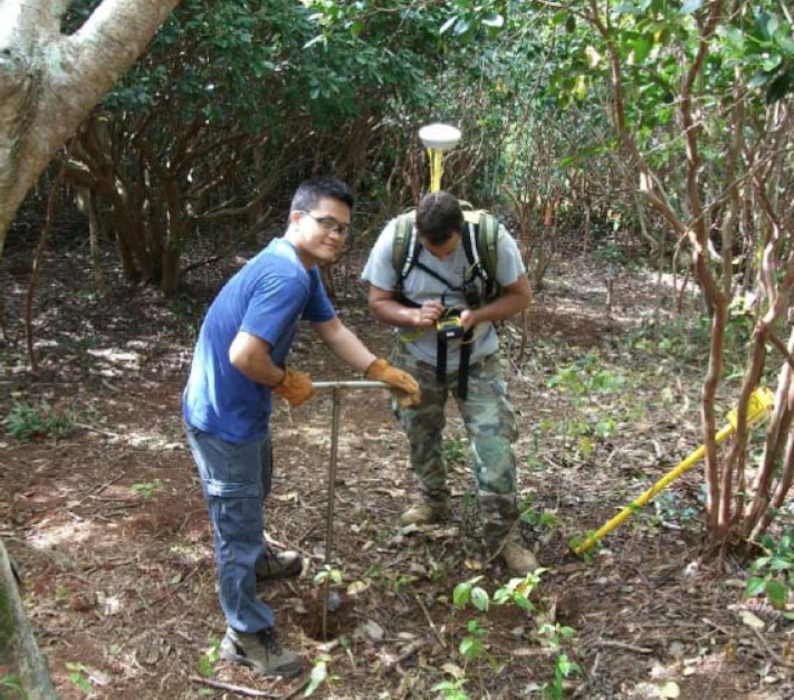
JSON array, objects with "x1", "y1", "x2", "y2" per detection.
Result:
[
  {"x1": 5, "y1": 400, "x2": 80, "y2": 442},
  {"x1": 746, "y1": 529, "x2": 794, "y2": 612}
]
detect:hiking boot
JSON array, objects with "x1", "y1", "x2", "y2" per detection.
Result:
[
  {"x1": 220, "y1": 627, "x2": 301, "y2": 678},
  {"x1": 501, "y1": 541, "x2": 539, "y2": 576},
  {"x1": 399, "y1": 502, "x2": 449, "y2": 527},
  {"x1": 255, "y1": 551, "x2": 303, "y2": 582}
]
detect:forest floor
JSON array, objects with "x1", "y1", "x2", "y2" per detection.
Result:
[{"x1": 1, "y1": 234, "x2": 792, "y2": 700}]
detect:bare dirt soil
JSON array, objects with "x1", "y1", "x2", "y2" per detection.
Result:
[{"x1": 2, "y1": 238, "x2": 792, "y2": 700}]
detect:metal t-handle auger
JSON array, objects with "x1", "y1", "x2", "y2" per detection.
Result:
[{"x1": 312, "y1": 380, "x2": 388, "y2": 639}]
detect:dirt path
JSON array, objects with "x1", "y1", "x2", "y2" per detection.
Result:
[{"x1": 2, "y1": 246, "x2": 791, "y2": 699}]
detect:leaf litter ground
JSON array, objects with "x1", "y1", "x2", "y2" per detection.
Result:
[{"x1": 1, "y1": 241, "x2": 792, "y2": 700}]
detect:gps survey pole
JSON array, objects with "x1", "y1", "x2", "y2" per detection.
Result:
[
  {"x1": 312, "y1": 380, "x2": 388, "y2": 638},
  {"x1": 418, "y1": 123, "x2": 461, "y2": 193}
]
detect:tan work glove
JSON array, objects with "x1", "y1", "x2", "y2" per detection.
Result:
[
  {"x1": 365, "y1": 358, "x2": 421, "y2": 408},
  {"x1": 273, "y1": 367, "x2": 313, "y2": 407}
]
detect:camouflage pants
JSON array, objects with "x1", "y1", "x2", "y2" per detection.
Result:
[{"x1": 390, "y1": 343, "x2": 520, "y2": 546}]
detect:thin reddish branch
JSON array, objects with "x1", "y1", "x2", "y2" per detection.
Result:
[{"x1": 25, "y1": 149, "x2": 71, "y2": 373}]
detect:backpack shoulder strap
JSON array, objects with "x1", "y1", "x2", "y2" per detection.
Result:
[
  {"x1": 477, "y1": 211, "x2": 499, "y2": 283},
  {"x1": 460, "y1": 214, "x2": 480, "y2": 273},
  {"x1": 391, "y1": 212, "x2": 421, "y2": 290},
  {"x1": 460, "y1": 209, "x2": 499, "y2": 287}
]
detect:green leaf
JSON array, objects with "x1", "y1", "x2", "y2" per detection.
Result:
[
  {"x1": 471, "y1": 586, "x2": 490, "y2": 612},
  {"x1": 513, "y1": 594, "x2": 533, "y2": 611},
  {"x1": 454, "y1": 18, "x2": 471, "y2": 35},
  {"x1": 303, "y1": 34, "x2": 325, "y2": 49},
  {"x1": 304, "y1": 660, "x2": 328, "y2": 697},
  {"x1": 632, "y1": 36, "x2": 654, "y2": 63},
  {"x1": 467, "y1": 619, "x2": 484, "y2": 635},
  {"x1": 762, "y1": 55, "x2": 782, "y2": 72},
  {"x1": 764, "y1": 580, "x2": 787, "y2": 609},
  {"x1": 755, "y1": 12, "x2": 780, "y2": 42},
  {"x1": 556, "y1": 653, "x2": 580, "y2": 676},
  {"x1": 482, "y1": 13, "x2": 504, "y2": 29},
  {"x1": 453, "y1": 582, "x2": 471, "y2": 608},
  {"x1": 614, "y1": 3, "x2": 644, "y2": 15},
  {"x1": 679, "y1": 0, "x2": 703, "y2": 15},
  {"x1": 493, "y1": 588, "x2": 510, "y2": 605},
  {"x1": 440, "y1": 15, "x2": 457, "y2": 34},
  {"x1": 198, "y1": 655, "x2": 213, "y2": 678},
  {"x1": 777, "y1": 35, "x2": 794, "y2": 54},
  {"x1": 745, "y1": 576, "x2": 766, "y2": 596},
  {"x1": 769, "y1": 556, "x2": 793, "y2": 572},
  {"x1": 748, "y1": 70, "x2": 772, "y2": 90},
  {"x1": 459, "y1": 637, "x2": 483, "y2": 660}
]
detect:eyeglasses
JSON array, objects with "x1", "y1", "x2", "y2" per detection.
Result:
[{"x1": 299, "y1": 211, "x2": 350, "y2": 237}]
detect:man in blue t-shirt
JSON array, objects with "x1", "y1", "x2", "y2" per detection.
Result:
[{"x1": 183, "y1": 176, "x2": 420, "y2": 678}]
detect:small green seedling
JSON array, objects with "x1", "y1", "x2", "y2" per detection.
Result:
[
  {"x1": 130, "y1": 479, "x2": 163, "y2": 499},
  {"x1": 305, "y1": 653, "x2": 336, "y2": 697},
  {"x1": 746, "y1": 529, "x2": 794, "y2": 612},
  {"x1": 198, "y1": 637, "x2": 221, "y2": 678},
  {"x1": 65, "y1": 662, "x2": 91, "y2": 694}
]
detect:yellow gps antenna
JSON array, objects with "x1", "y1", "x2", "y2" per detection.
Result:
[{"x1": 418, "y1": 123, "x2": 461, "y2": 193}]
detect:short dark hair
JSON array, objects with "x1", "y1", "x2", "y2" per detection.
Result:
[
  {"x1": 290, "y1": 176, "x2": 355, "y2": 214},
  {"x1": 415, "y1": 191, "x2": 463, "y2": 245}
]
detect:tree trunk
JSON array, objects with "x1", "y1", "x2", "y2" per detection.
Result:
[
  {"x1": 0, "y1": 0, "x2": 182, "y2": 259},
  {"x1": 0, "y1": 539, "x2": 59, "y2": 699},
  {"x1": 159, "y1": 175, "x2": 184, "y2": 293},
  {"x1": 74, "y1": 185, "x2": 105, "y2": 291},
  {"x1": 160, "y1": 247, "x2": 181, "y2": 295}
]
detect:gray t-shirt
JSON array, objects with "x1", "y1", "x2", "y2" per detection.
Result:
[{"x1": 361, "y1": 218, "x2": 526, "y2": 371}]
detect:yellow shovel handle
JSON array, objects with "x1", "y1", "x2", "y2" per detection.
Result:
[{"x1": 573, "y1": 387, "x2": 775, "y2": 555}]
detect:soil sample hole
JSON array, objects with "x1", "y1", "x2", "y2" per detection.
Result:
[{"x1": 300, "y1": 591, "x2": 356, "y2": 641}]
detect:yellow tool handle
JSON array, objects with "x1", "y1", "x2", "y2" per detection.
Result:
[
  {"x1": 573, "y1": 427, "x2": 729, "y2": 555},
  {"x1": 573, "y1": 387, "x2": 775, "y2": 555}
]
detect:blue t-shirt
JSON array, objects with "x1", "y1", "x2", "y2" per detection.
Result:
[{"x1": 183, "y1": 238, "x2": 335, "y2": 442}]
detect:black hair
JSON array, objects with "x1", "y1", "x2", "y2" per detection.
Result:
[
  {"x1": 415, "y1": 190, "x2": 464, "y2": 245},
  {"x1": 290, "y1": 176, "x2": 355, "y2": 214}
]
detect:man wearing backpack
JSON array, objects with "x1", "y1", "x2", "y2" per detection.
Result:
[
  {"x1": 183, "y1": 176, "x2": 421, "y2": 678},
  {"x1": 361, "y1": 190, "x2": 538, "y2": 576}
]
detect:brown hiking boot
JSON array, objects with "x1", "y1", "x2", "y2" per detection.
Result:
[
  {"x1": 255, "y1": 551, "x2": 303, "y2": 582},
  {"x1": 220, "y1": 627, "x2": 301, "y2": 678},
  {"x1": 501, "y1": 541, "x2": 539, "y2": 576},
  {"x1": 399, "y1": 502, "x2": 449, "y2": 527}
]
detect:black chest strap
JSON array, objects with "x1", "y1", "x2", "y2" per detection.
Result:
[
  {"x1": 396, "y1": 249, "x2": 475, "y2": 401},
  {"x1": 457, "y1": 330, "x2": 474, "y2": 400},
  {"x1": 436, "y1": 328, "x2": 475, "y2": 400}
]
